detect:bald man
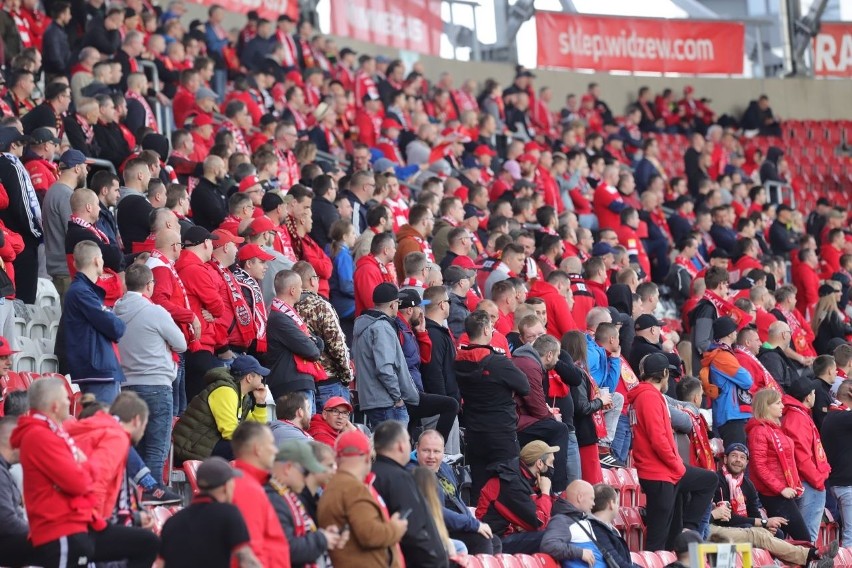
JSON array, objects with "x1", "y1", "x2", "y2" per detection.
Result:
[
  {"x1": 757, "y1": 321, "x2": 800, "y2": 392},
  {"x1": 541, "y1": 480, "x2": 600, "y2": 566},
  {"x1": 191, "y1": 155, "x2": 230, "y2": 230}
]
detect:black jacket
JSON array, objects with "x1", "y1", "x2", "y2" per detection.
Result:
[
  {"x1": 667, "y1": 213, "x2": 693, "y2": 247},
  {"x1": 629, "y1": 336, "x2": 682, "y2": 398},
  {"x1": 689, "y1": 299, "x2": 718, "y2": 375},
  {"x1": 265, "y1": 484, "x2": 329, "y2": 568},
  {"x1": 709, "y1": 224, "x2": 738, "y2": 256},
  {"x1": 116, "y1": 192, "x2": 153, "y2": 254},
  {"x1": 757, "y1": 345, "x2": 799, "y2": 393},
  {"x1": 0, "y1": 454, "x2": 27, "y2": 537},
  {"x1": 447, "y1": 292, "x2": 469, "y2": 340},
  {"x1": 768, "y1": 220, "x2": 798, "y2": 256},
  {"x1": 479, "y1": 458, "x2": 547, "y2": 537},
  {"x1": 310, "y1": 196, "x2": 340, "y2": 251},
  {"x1": 65, "y1": 222, "x2": 124, "y2": 273},
  {"x1": 571, "y1": 367, "x2": 605, "y2": 446},
  {"x1": 21, "y1": 103, "x2": 60, "y2": 135},
  {"x1": 63, "y1": 114, "x2": 99, "y2": 156},
  {"x1": 760, "y1": 147, "x2": 784, "y2": 184},
  {"x1": 813, "y1": 378, "x2": 835, "y2": 431},
  {"x1": 82, "y1": 16, "x2": 120, "y2": 56},
  {"x1": 343, "y1": 189, "x2": 368, "y2": 234},
  {"x1": 371, "y1": 455, "x2": 450, "y2": 568},
  {"x1": 422, "y1": 318, "x2": 460, "y2": 401},
  {"x1": 0, "y1": 154, "x2": 41, "y2": 243},
  {"x1": 815, "y1": 311, "x2": 852, "y2": 356},
  {"x1": 264, "y1": 309, "x2": 324, "y2": 397},
  {"x1": 822, "y1": 409, "x2": 852, "y2": 487},
  {"x1": 93, "y1": 121, "x2": 131, "y2": 169},
  {"x1": 190, "y1": 177, "x2": 229, "y2": 231},
  {"x1": 589, "y1": 515, "x2": 639, "y2": 568},
  {"x1": 455, "y1": 345, "x2": 529, "y2": 434},
  {"x1": 713, "y1": 470, "x2": 762, "y2": 528},
  {"x1": 307, "y1": 126, "x2": 330, "y2": 154}
]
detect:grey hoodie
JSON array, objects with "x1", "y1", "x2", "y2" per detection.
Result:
[
  {"x1": 352, "y1": 310, "x2": 419, "y2": 410},
  {"x1": 113, "y1": 291, "x2": 188, "y2": 387}
]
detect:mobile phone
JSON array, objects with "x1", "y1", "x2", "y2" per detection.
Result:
[
  {"x1": 341, "y1": 523, "x2": 350, "y2": 533},
  {"x1": 399, "y1": 508, "x2": 412, "y2": 520}
]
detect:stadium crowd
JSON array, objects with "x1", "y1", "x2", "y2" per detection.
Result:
[{"x1": 0, "y1": 0, "x2": 849, "y2": 567}]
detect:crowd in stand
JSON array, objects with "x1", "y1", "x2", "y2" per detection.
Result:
[{"x1": 0, "y1": 0, "x2": 849, "y2": 567}]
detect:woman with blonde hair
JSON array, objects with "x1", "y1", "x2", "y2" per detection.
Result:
[
  {"x1": 746, "y1": 388, "x2": 810, "y2": 542},
  {"x1": 811, "y1": 283, "x2": 852, "y2": 354},
  {"x1": 412, "y1": 466, "x2": 464, "y2": 557}
]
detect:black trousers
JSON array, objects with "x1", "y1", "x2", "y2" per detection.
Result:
[
  {"x1": 760, "y1": 493, "x2": 811, "y2": 542},
  {"x1": 466, "y1": 430, "x2": 519, "y2": 505},
  {"x1": 14, "y1": 237, "x2": 38, "y2": 304},
  {"x1": 449, "y1": 531, "x2": 502, "y2": 555},
  {"x1": 518, "y1": 418, "x2": 570, "y2": 494},
  {"x1": 185, "y1": 350, "x2": 225, "y2": 402},
  {"x1": 28, "y1": 525, "x2": 159, "y2": 568},
  {"x1": 407, "y1": 392, "x2": 459, "y2": 443},
  {"x1": 718, "y1": 419, "x2": 748, "y2": 448},
  {"x1": 0, "y1": 533, "x2": 33, "y2": 567},
  {"x1": 500, "y1": 531, "x2": 544, "y2": 554},
  {"x1": 640, "y1": 465, "x2": 718, "y2": 551}
]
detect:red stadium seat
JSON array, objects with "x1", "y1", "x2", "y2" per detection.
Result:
[
  {"x1": 656, "y1": 551, "x2": 676, "y2": 564},
  {"x1": 820, "y1": 508, "x2": 839, "y2": 550},
  {"x1": 614, "y1": 468, "x2": 639, "y2": 507},
  {"x1": 751, "y1": 548, "x2": 774, "y2": 566},
  {"x1": 630, "y1": 552, "x2": 648, "y2": 568},
  {"x1": 532, "y1": 553, "x2": 560, "y2": 568},
  {"x1": 455, "y1": 555, "x2": 485, "y2": 568},
  {"x1": 639, "y1": 551, "x2": 665, "y2": 568},
  {"x1": 182, "y1": 460, "x2": 203, "y2": 494},
  {"x1": 495, "y1": 554, "x2": 522, "y2": 568},
  {"x1": 512, "y1": 554, "x2": 541, "y2": 568},
  {"x1": 476, "y1": 555, "x2": 504, "y2": 568},
  {"x1": 834, "y1": 546, "x2": 852, "y2": 565},
  {"x1": 620, "y1": 507, "x2": 646, "y2": 552},
  {"x1": 37, "y1": 373, "x2": 82, "y2": 417}
]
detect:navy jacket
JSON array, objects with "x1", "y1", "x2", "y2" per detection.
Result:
[
  {"x1": 408, "y1": 452, "x2": 479, "y2": 533},
  {"x1": 589, "y1": 516, "x2": 640, "y2": 568},
  {"x1": 58, "y1": 272, "x2": 125, "y2": 383}
]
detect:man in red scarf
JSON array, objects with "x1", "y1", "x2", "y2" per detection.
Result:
[{"x1": 208, "y1": 229, "x2": 253, "y2": 360}]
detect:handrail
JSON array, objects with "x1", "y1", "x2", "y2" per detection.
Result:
[
  {"x1": 137, "y1": 59, "x2": 167, "y2": 139},
  {"x1": 764, "y1": 180, "x2": 795, "y2": 208},
  {"x1": 84, "y1": 157, "x2": 117, "y2": 175}
]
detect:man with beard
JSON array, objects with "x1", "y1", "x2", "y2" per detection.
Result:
[
  {"x1": 270, "y1": 391, "x2": 314, "y2": 445},
  {"x1": 190, "y1": 155, "x2": 230, "y2": 231},
  {"x1": 23, "y1": 127, "x2": 61, "y2": 201},
  {"x1": 43, "y1": 149, "x2": 88, "y2": 303}
]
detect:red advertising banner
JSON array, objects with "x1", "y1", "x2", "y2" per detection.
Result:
[
  {"x1": 188, "y1": 0, "x2": 297, "y2": 22},
  {"x1": 814, "y1": 23, "x2": 852, "y2": 77},
  {"x1": 536, "y1": 13, "x2": 745, "y2": 75},
  {"x1": 329, "y1": 0, "x2": 443, "y2": 57}
]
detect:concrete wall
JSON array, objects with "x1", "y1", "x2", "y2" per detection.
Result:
[{"x1": 189, "y1": 3, "x2": 852, "y2": 120}]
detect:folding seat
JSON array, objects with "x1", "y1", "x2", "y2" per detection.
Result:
[
  {"x1": 494, "y1": 554, "x2": 522, "y2": 568},
  {"x1": 820, "y1": 508, "x2": 839, "y2": 550},
  {"x1": 655, "y1": 551, "x2": 676, "y2": 564},
  {"x1": 625, "y1": 468, "x2": 646, "y2": 507},
  {"x1": 614, "y1": 468, "x2": 638, "y2": 507},
  {"x1": 454, "y1": 555, "x2": 485, "y2": 568},
  {"x1": 512, "y1": 554, "x2": 540, "y2": 568},
  {"x1": 639, "y1": 551, "x2": 664, "y2": 568},
  {"x1": 14, "y1": 351, "x2": 37, "y2": 374},
  {"x1": 532, "y1": 553, "x2": 560, "y2": 568},
  {"x1": 475, "y1": 555, "x2": 504, "y2": 568},
  {"x1": 37, "y1": 373, "x2": 81, "y2": 416},
  {"x1": 630, "y1": 552, "x2": 648, "y2": 568},
  {"x1": 37, "y1": 354, "x2": 59, "y2": 375},
  {"x1": 182, "y1": 460, "x2": 203, "y2": 494},
  {"x1": 835, "y1": 547, "x2": 852, "y2": 564},
  {"x1": 612, "y1": 508, "x2": 626, "y2": 537},
  {"x1": 151, "y1": 506, "x2": 173, "y2": 534},
  {"x1": 621, "y1": 506, "x2": 646, "y2": 552},
  {"x1": 26, "y1": 319, "x2": 49, "y2": 342},
  {"x1": 751, "y1": 548, "x2": 774, "y2": 566},
  {"x1": 36, "y1": 278, "x2": 60, "y2": 308},
  {"x1": 48, "y1": 321, "x2": 59, "y2": 342},
  {"x1": 13, "y1": 317, "x2": 25, "y2": 339}
]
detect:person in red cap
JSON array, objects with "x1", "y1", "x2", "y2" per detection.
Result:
[
  {"x1": 355, "y1": 94, "x2": 383, "y2": 148},
  {"x1": 208, "y1": 228, "x2": 254, "y2": 359},
  {"x1": 578, "y1": 93, "x2": 603, "y2": 134},
  {"x1": 187, "y1": 112, "x2": 215, "y2": 162},
  {"x1": 678, "y1": 85, "x2": 715, "y2": 131},
  {"x1": 309, "y1": 396, "x2": 357, "y2": 448},
  {"x1": 234, "y1": 244, "x2": 275, "y2": 356},
  {"x1": 237, "y1": 174, "x2": 264, "y2": 210},
  {"x1": 318, "y1": 428, "x2": 408, "y2": 568},
  {"x1": 376, "y1": 118, "x2": 405, "y2": 166}
]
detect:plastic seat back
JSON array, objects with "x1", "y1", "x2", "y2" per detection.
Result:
[
  {"x1": 182, "y1": 460, "x2": 203, "y2": 494},
  {"x1": 532, "y1": 553, "x2": 560, "y2": 568},
  {"x1": 495, "y1": 554, "x2": 522, "y2": 568},
  {"x1": 513, "y1": 554, "x2": 541, "y2": 568}
]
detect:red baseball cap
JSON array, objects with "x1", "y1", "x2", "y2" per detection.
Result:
[
  {"x1": 247, "y1": 216, "x2": 277, "y2": 236},
  {"x1": 517, "y1": 153, "x2": 538, "y2": 165},
  {"x1": 473, "y1": 145, "x2": 496, "y2": 157},
  {"x1": 0, "y1": 336, "x2": 19, "y2": 357},
  {"x1": 381, "y1": 118, "x2": 403, "y2": 131},
  {"x1": 451, "y1": 255, "x2": 481, "y2": 270},
  {"x1": 237, "y1": 244, "x2": 275, "y2": 263},
  {"x1": 684, "y1": 85, "x2": 695, "y2": 95},
  {"x1": 581, "y1": 93, "x2": 595, "y2": 103},
  {"x1": 286, "y1": 70, "x2": 304, "y2": 86},
  {"x1": 238, "y1": 175, "x2": 262, "y2": 193},
  {"x1": 335, "y1": 429, "x2": 371, "y2": 457},
  {"x1": 323, "y1": 396, "x2": 353, "y2": 412},
  {"x1": 188, "y1": 113, "x2": 214, "y2": 128},
  {"x1": 524, "y1": 141, "x2": 544, "y2": 152},
  {"x1": 211, "y1": 229, "x2": 244, "y2": 248}
]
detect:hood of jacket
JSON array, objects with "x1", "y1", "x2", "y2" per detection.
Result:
[
  {"x1": 626, "y1": 381, "x2": 661, "y2": 405},
  {"x1": 354, "y1": 253, "x2": 382, "y2": 272},
  {"x1": 551, "y1": 497, "x2": 585, "y2": 518},
  {"x1": 175, "y1": 248, "x2": 206, "y2": 272},
  {"x1": 353, "y1": 309, "x2": 396, "y2": 339},
  {"x1": 701, "y1": 342, "x2": 741, "y2": 375},
  {"x1": 782, "y1": 394, "x2": 812, "y2": 416},
  {"x1": 765, "y1": 146, "x2": 784, "y2": 165},
  {"x1": 606, "y1": 283, "x2": 633, "y2": 315},
  {"x1": 112, "y1": 291, "x2": 153, "y2": 325},
  {"x1": 10, "y1": 413, "x2": 50, "y2": 449},
  {"x1": 512, "y1": 343, "x2": 544, "y2": 369}
]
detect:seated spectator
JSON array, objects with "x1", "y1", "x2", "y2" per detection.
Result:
[
  {"x1": 540, "y1": 479, "x2": 601, "y2": 566},
  {"x1": 476, "y1": 440, "x2": 556, "y2": 554},
  {"x1": 812, "y1": 284, "x2": 852, "y2": 356},
  {"x1": 758, "y1": 320, "x2": 805, "y2": 392},
  {"x1": 270, "y1": 391, "x2": 314, "y2": 446},
  {"x1": 172, "y1": 355, "x2": 270, "y2": 462},
  {"x1": 589, "y1": 484, "x2": 640, "y2": 568},
  {"x1": 741, "y1": 95, "x2": 782, "y2": 137},
  {"x1": 675, "y1": 377, "x2": 715, "y2": 471},
  {"x1": 308, "y1": 396, "x2": 357, "y2": 448}
]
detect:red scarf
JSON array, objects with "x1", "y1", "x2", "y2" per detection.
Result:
[
  {"x1": 722, "y1": 464, "x2": 748, "y2": 517},
  {"x1": 579, "y1": 364, "x2": 607, "y2": 440},
  {"x1": 220, "y1": 120, "x2": 249, "y2": 155},
  {"x1": 269, "y1": 480, "x2": 323, "y2": 568},
  {"x1": 147, "y1": 249, "x2": 197, "y2": 347},
  {"x1": 284, "y1": 214, "x2": 304, "y2": 259},
  {"x1": 270, "y1": 298, "x2": 328, "y2": 382},
  {"x1": 734, "y1": 345, "x2": 781, "y2": 393},
  {"x1": 210, "y1": 258, "x2": 254, "y2": 348},
  {"x1": 766, "y1": 421, "x2": 801, "y2": 495},
  {"x1": 704, "y1": 290, "x2": 753, "y2": 329},
  {"x1": 675, "y1": 256, "x2": 699, "y2": 278},
  {"x1": 125, "y1": 90, "x2": 157, "y2": 131},
  {"x1": 777, "y1": 305, "x2": 816, "y2": 356},
  {"x1": 785, "y1": 404, "x2": 829, "y2": 469},
  {"x1": 276, "y1": 148, "x2": 300, "y2": 189},
  {"x1": 400, "y1": 278, "x2": 423, "y2": 289},
  {"x1": 233, "y1": 266, "x2": 267, "y2": 353},
  {"x1": 70, "y1": 215, "x2": 108, "y2": 243},
  {"x1": 683, "y1": 406, "x2": 714, "y2": 470}
]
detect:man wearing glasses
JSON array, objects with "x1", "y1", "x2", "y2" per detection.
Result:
[{"x1": 308, "y1": 396, "x2": 358, "y2": 448}]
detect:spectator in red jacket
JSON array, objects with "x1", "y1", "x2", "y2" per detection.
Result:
[
  {"x1": 354, "y1": 232, "x2": 397, "y2": 316},
  {"x1": 626, "y1": 352, "x2": 716, "y2": 551},
  {"x1": 527, "y1": 270, "x2": 577, "y2": 339},
  {"x1": 583, "y1": 255, "x2": 610, "y2": 309},
  {"x1": 820, "y1": 228, "x2": 845, "y2": 280},
  {"x1": 308, "y1": 396, "x2": 357, "y2": 448},
  {"x1": 10, "y1": 377, "x2": 159, "y2": 568},
  {"x1": 794, "y1": 248, "x2": 821, "y2": 321},
  {"x1": 592, "y1": 165, "x2": 625, "y2": 231},
  {"x1": 746, "y1": 388, "x2": 810, "y2": 543},
  {"x1": 781, "y1": 379, "x2": 831, "y2": 542}
]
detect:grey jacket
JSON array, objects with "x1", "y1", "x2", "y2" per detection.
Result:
[
  {"x1": 270, "y1": 420, "x2": 313, "y2": 447},
  {"x1": 353, "y1": 310, "x2": 419, "y2": 410},
  {"x1": 114, "y1": 291, "x2": 187, "y2": 387},
  {"x1": 42, "y1": 181, "x2": 73, "y2": 277},
  {"x1": 0, "y1": 455, "x2": 27, "y2": 537}
]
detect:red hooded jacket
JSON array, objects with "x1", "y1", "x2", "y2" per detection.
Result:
[
  {"x1": 781, "y1": 396, "x2": 831, "y2": 490},
  {"x1": 527, "y1": 279, "x2": 577, "y2": 339},
  {"x1": 232, "y1": 460, "x2": 291, "y2": 568},
  {"x1": 626, "y1": 382, "x2": 685, "y2": 484},
  {"x1": 353, "y1": 254, "x2": 395, "y2": 316},
  {"x1": 745, "y1": 418, "x2": 803, "y2": 497},
  {"x1": 307, "y1": 413, "x2": 341, "y2": 448},
  {"x1": 175, "y1": 249, "x2": 225, "y2": 351}
]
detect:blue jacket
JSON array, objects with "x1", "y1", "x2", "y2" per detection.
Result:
[
  {"x1": 330, "y1": 245, "x2": 355, "y2": 318},
  {"x1": 60, "y1": 272, "x2": 126, "y2": 383},
  {"x1": 706, "y1": 343, "x2": 753, "y2": 427},
  {"x1": 397, "y1": 316, "x2": 424, "y2": 392},
  {"x1": 586, "y1": 333, "x2": 621, "y2": 391},
  {"x1": 408, "y1": 451, "x2": 480, "y2": 533}
]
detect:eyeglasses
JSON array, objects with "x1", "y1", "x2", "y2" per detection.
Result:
[
  {"x1": 324, "y1": 408, "x2": 349, "y2": 416},
  {"x1": 310, "y1": 275, "x2": 319, "y2": 281},
  {"x1": 147, "y1": 279, "x2": 155, "y2": 286}
]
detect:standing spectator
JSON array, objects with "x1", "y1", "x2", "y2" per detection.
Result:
[
  {"x1": 371, "y1": 420, "x2": 450, "y2": 568},
  {"x1": 329, "y1": 219, "x2": 356, "y2": 339},
  {"x1": 822, "y1": 379, "x2": 852, "y2": 546},
  {"x1": 208, "y1": 229, "x2": 253, "y2": 360},
  {"x1": 445, "y1": 265, "x2": 474, "y2": 339},
  {"x1": 812, "y1": 355, "x2": 838, "y2": 430},
  {"x1": 172, "y1": 355, "x2": 269, "y2": 462},
  {"x1": 42, "y1": 2, "x2": 72, "y2": 82},
  {"x1": 353, "y1": 283, "x2": 419, "y2": 428},
  {"x1": 292, "y1": 261, "x2": 353, "y2": 407},
  {"x1": 64, "y1": 187, "x2": 124, "y2": 289},
  {"x1": 10, "y1": 377, "x2": 159, "y2": 568},
  {"x1": 158, "y1": 456, "x2": 262, "y2": 567},
  {"x1": 116, "y1": 159, "x2": 153, "y2": 251},
  {"x1": 0, "y1": 416, "x2": 28, "y2": 567},
  {"x1": 0, "y1": 127, "x2": 41, "y2": 303},
  {"x1": 455, "y1": 310, "x2": 529, "y2": 501},
  {"x1": 234, "y1": 244, "x2": 273, "y2": 357},
  {"x1": 22, "y1": 83, "x2": 72, "y2": 135},
  {"x1": 265, "y1": 269, "x2": 325, "y2": 409},
  {"x1": 627, "y1": 352, "x2": 716, "y2": 551},
  {"x1": 781, "y1": 379, "x2": 831, "y2": 542},
  {"x1": 114, "y1": 263, "x2": 187, "y2": 480},
  {"x1": 230, "y1": 421, "x2": 291, "y2": 568},
  {"x1": 310, "y1": 175, "x2": 340, "y2": 250},
  {"x1": 354, "y1": 232, "x2": 397, "y2": 316},
  {"x1": 93, "y1": 94, "x2": 132, "y2": 170},
  {"x1": 43, "y1": 149, "x2": 87, "y2": 303},
  {"x1": 318, "y1": 429, "x2": 408, "y2": 567},
  {"x1": 702, "y1": 317, "x2": 753, "y2": 447},
  {"x1": 422, "y1": 285, "x2": 461, "y2": 406},
  {"x1": 689, "y1": 266, "x2": 734, "y2": 374},
  {"x1": 758, "y1": 321, "x2": 803, "y2": 392},
  {"x1": 57, "y1": 241, "x2": 125, "y2": 402},
  {"x1": 746, "y1": 388, "x2": 810, "y2": 542},
  {"x1": 190, "y1": 155, "x2": 230, "y2": 231}
]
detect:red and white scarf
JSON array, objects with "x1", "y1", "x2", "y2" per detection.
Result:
[
  {"x1": 75, "y1": 113, "x2": 95, "y2": 145},
  {"x1": 234, "y1": 266, "x2": 267, "y2": 353},
  {"x1": 721, "y1": 464, "x2": 748, "y2": 517},
  {"x1": 30, "y1": 411, "x2": 85, "y2": 462},
  {"x1": 147, "y1": 249, "x2": 196, "y2": 344},
  {"x1": 70, "y1": 215, "x2": 109, "y2": 243},
  {"x1": 276, "y1": 148, "x2": 300, "y2": 190},
  {"x1": 270, "y1": 298, "x2": 328, "y2": 382},
  {"x1": 776, "y1": 305, "x2": 815, "y2": 356},
  {"x1": 734, "y1": 345, "x2": 781, "y2": 393},
  {"x1": 210, "y1": 258, "x2": 254, "y2": 347},
  {"x1": 766, "y1": 421, "x2": 801, "y2": 495},
  {"x1": 704, "y1": 290, "x2": 753, "y2": 329},
  {"x1": 400, "y1": 278, "x2": 424, "y2": 289},
  {"x1": 675, "y1": 256, "x2": 699, "y2": 278},
  {"x1": 125, "y1": 90, "x2": 158, "y2": 131},
  {"x1": 683, "y1": 406, "x2": 714, "y2": 470}
]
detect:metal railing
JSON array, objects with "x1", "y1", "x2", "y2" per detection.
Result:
[
  {"x1": 765, "y1": 180, "x2": 796, "y2": 208},
  {"x1": 84, "y1": 157, "x2": 116, "y2": 175},
  {"x1": 137, "y1": 60, "x2": 173, "y2": 146}
]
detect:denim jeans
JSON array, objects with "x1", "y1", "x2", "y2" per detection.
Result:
[
  {"x1": 566, "y1": 431, "x2": 581, "y2": 484},
  {"x1": 172, "y1": 353, "x2": 186, "y2": 416},
  {"x1": 316, "y1": 382, "x2": 350, "y2": 411},
  {"x1": 799, "y1": 481, "x2": 826, "y2": 542},
  {"x1": 602, "y1": 392, "x2": 624, "y2": 445},
  {"x1": 79, "y1": 381, "x2": 121, "y2": 404},
  {"x1": 365, "y1": 406, "x2": 409, "y2": 429},
  {"x1": 125, "y1": 385, "x2": 173, "y2": 485},
  {"x1": 611, "y1": 414, "x2": 632, "y2": 463},
  {"x1": 300, "y1": 389, "x2": 317, "y2": 416},
  {"x1": 833, "y1": 485, "x2": 852, "y2": 546},
  {"x1": 127, "y1": 446, "x2": 151, "y2": 485}
]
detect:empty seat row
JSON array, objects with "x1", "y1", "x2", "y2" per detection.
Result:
[{"x1": 0, "y1": 371, "x2": 81, "y2": 417}]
